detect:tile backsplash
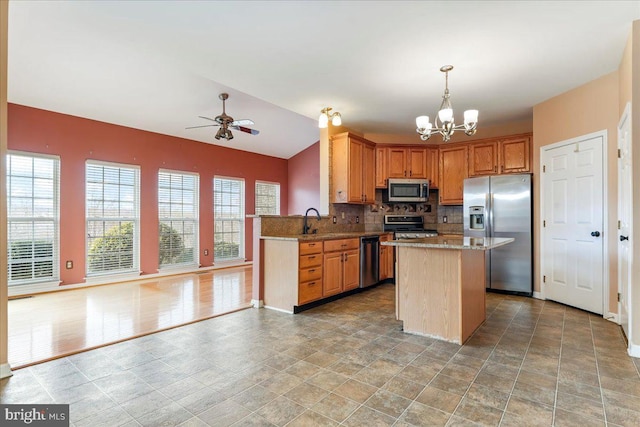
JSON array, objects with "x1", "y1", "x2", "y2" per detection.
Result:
[{"x1": 365, "y1": 189, "x2": 463, "y2": 234}]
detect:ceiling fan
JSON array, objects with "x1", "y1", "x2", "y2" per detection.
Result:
[{"x1": 186, "y1": 93, "x2": 259, "y2": 140}]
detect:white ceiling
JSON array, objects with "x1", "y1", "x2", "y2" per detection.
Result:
[{"x1": 8, "y1": 1, "x2": 640, "y2": 159}]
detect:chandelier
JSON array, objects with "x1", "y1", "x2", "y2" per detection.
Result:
[
  {"x1": 415, "y1": 65, "x2": 478, "y2": 142},
  {"x1": 318, "y1": 107, "x2": 342, "y2": 128}
]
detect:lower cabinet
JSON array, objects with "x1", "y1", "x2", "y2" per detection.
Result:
[
  {"x1": 298, "y1": 241, "x2": 323, "y2": 305},
  {"x1": 323, "y1": 238, "x2": 360, "y2": 297},
  {"x1": 379, "y1": 233, "x2": 394, "y2": 281}
]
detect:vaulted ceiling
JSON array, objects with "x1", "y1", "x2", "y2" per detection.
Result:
[{"x1": 8, "y1": 1, "x2": 640, "y2": 159}]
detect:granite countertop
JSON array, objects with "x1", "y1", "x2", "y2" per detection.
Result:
[
  {"x1": 261, "y1": 231, "x2": 391, "y2": 241},
  {"x1": 381, "y1": 236, "x2": 514, "y2": 250}
]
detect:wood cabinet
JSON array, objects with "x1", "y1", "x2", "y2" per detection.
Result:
[
  {"x1": 388, "y1": 147, "x2": 428, "y2": 179},
  {"x1": 379, "y1": 233, "x2": 394, "y2": 281},
  {"x1": 426, "y1": 146, "x2": 439, "y2": 188},
  {"x1": 468, "y1": 134, "x2": 531, "y2": 177},
  {"x1": 375, "y1": 147, "x2": 388, "y2": 188},
  {"x1": 298, "y1": 242, "x2": 323, "y2": 305},
  {"x1": 331, "y1": 133, "x2": 376, "y2": 204},
  {"x1": 439, "y1": 145, "x2": 468, "y2": 205},
  {"x1": 323, "y1": 238, "x2": 360, "y2": 296},
  {"x1": 499, "y1": 135, "x2": 530, "y2": 174}
]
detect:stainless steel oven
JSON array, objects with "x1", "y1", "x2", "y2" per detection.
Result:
[{"x1": 383, "y1": 215, "x2": 438, "y2": 239}]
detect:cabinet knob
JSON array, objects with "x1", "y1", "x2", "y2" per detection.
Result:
[{"x1": 409, "y1": 170, "x2": 412, "y2": 177}]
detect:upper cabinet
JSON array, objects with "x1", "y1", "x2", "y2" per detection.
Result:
[
  {"x1": 439, "y1": 145, "x2": 468, "y2": 205},
  {"x1": 468, "y1": 134, "x2": 531, "y2": 177},
  {"x1": 388, "y1": 147, "x2": 428, "y2": 179},
  {"x1": 375, "y1": 147, "x2": 388, "y2": 188},
  {"x1": 331, "y1": 132, "x2": 376, "y2": 204},
  {"x1": 426, "y1": 146, "x2": 439, "y2": 189}
]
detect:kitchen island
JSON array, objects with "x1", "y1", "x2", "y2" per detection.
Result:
[{"x1": 382, "y1": 236, "x2": 514, "y2": 344}]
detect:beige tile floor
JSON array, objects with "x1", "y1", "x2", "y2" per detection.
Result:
[{"x1": 2, "y1": 283, "x2": 640, "y2": 426}]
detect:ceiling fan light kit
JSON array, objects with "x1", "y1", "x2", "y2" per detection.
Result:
[
  {"x1": 318, "y1": 107, "x2": 342, "y2": 128},
  {"x1": 186, "y1": 92, "x2": 259, "y2": 141},
  {"x1": 416, "y1": 65, "x2": 478, "y2": 142}
]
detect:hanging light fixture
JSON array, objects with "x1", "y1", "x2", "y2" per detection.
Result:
[
  {"x1": 318, "y1": 107, "x2": 342, "y2": 128},
  {"x1": 415, "y1": 65, "x2": 478, "y2": 142}
]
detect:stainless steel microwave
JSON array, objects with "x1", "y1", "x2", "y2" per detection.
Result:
[{"x1": 387, "y1": 179, "x2": 429, "y2": 202}]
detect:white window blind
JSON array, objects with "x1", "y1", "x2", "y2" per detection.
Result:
[
  {"x1": 213, "y1": 177, "x2": 244, "y2": 261},
  {"x1": 86, "y1": 162, "x2": 140, "y2": 276},
  {"x1": 255, "y1": 181, "x2": 280, "y2": 215},
  {"x1": 6, "y1": 153, "x2": 60, "y2": 286},
  {"x1": 158, "y1": 170, "x2": 199, "y2": 269}
]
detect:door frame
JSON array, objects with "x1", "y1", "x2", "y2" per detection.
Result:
[
  {"x1": 539, "y1": 130, "x2": 609, "y2": 317},
  {"x1": 617, "y1": 102, "x2": 634, "y2": 354}
]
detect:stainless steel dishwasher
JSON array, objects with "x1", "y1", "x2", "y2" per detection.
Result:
[{"x1": 360, "y1": 236, "x2": 380, "y2": 288}]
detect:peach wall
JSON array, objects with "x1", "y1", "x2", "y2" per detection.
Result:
[
  {"x1": 533, "y1": 71, "x2": 620, "y2": 313},
  {"x1": 365, "y1": 119, "x2": 533, "y2": 145},
  {"x1": 7, "y1": 104, "x2": 289, "y2": 285},
  {"x1": 287, "y1": 141, "x2": 320, "y2": 215}
]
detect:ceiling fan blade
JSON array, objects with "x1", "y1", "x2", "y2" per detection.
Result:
[
  {"x1": 230, "y1": 125, "x2": 260, "y2": 135},
  {"x1": 231, "y1": 119, "x2": 254, "y2": 126},
  {"x1": 185, "y1": 124, "x2": 219, "y2": 129},
  {"x1": 198, "y1": 116, "x2": 218, "y2": 123}
]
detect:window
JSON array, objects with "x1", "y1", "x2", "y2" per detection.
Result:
[
  {"x1": 6, "y1": 153, "x2": 59, "y2": 286},
  {"x1": 86, "y1": 161, "x2": 140, "y2": 276},
  {"x1": 213, "y1": 177, "x2": 244, "y2": 261},
  {"x1": 255, "y1": 181, "x2": 280, "y2": 215},
  {"x1": 158, "y1": 170, "x2": 199, "y2": 269}
]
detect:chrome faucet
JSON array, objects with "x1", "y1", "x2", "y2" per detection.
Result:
[{"x1": 303, "y1": 208, "x2": 321, "y2": 234}]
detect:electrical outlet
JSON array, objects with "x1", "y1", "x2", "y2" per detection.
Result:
[
  {"x1": 204, "y1": 249, "x2": 209, "y2": 256},
  {"x1": 341, "y1": 212, "x2": 345, "y2": 219},
  {"x1": 356, "y1": 216, "x2": 359, "y2": 223},
  {"x1": 332, "y1": 216, "x2": 337, "y2": 224},
  {"x1": 66, "y1": 260, "x2": 73, "y2": 269},
  {"x1": 443, "y1": 215, "x2": 448, "y2": 223}
]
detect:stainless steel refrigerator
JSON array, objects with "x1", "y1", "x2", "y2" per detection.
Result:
[{"x1": 463, "y1": 173, "x2": 532, "y2": 295}]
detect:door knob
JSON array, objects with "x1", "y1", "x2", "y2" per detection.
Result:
[
  {"x1": 591, "y1": 231, "x2": 600, "y2": 237},
  {"x1": 620, "y1": 235, "x2": 629, "y2": 241}
]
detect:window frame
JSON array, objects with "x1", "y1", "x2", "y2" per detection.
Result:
[
  {"x1": 213, "y1": 176, "x2": 245, "y2": 262},
  {"x1": 85, "y1": 160, "x2": 141, "y2": 277},
  {"x1": 255, "y1": 180, "x2": 281, "y2": 216},
  {"x1": 158, "y1": 169, "x2": 200, "y2": 270},
  {"x1": 6, "y1": 151, "x2": 60, "y2": 286}
]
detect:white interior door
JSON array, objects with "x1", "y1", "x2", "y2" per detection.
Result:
[
  {"x1": 618, "y1": 103, "x2": 632, "y2": 339},
  {"x1": 542, "y1": 133, "x2": 605, "y2": 314}
]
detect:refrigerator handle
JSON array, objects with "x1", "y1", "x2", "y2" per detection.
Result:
[{"x1": 486, "y1": 192, "x2": 492, "y2": 237}]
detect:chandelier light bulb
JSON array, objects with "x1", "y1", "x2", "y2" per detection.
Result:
[
  {"x1": 416, "y1": 116, "x2": 430, "y2": 129},
  {"x1": 318, "y1": 112, "x2": 329, "y2": 128},
  {"x1": 331, "y1": 112, "x2": 342, "y2": 126},
  {"x1": 464, "y1": 109, "x2": 478, "y2": 125},
  {"x1": 438, "y1": 108, "x2": 453, "y2": 124}
]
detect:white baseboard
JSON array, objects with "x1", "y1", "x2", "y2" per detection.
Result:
[
  {"x1": 0, "y1": 363, "x2": 13, "y2": 379},
  {"x1": 9, "y1": 261, "x2": 253, "y2": 298},
  {"x1": 532, "y1": 291, "x2": 544, "y2": 300},
  {"x1": 604, "y1": 312, "x2": 619, "y2": 324},
  {"x1": 628, "y1": 343, "x2": 640, "y2": 359},
  {"x1": 251, "y1": 299, "x2": 264, "y2": 308},
  {"x1": 264, "y1": 305, "x2": 293, "y2": 314}
]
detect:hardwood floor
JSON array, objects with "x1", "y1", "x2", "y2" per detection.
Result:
[{"x1": 7, "y1": 266, "x2": 253, "y2": 369}]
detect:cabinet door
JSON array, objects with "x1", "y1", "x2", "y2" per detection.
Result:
[
  {"x1": 407, "y1": 148, "x2": 428, "y2": 178},
  {"x1": 323, "y1": 252, "x2": 343, "y2": 297},
  {"x1": 375, "y1": 147, "x2": 388, "y2": 188},
  {"x1": 362, "y1": 143, "x2": 376, "y2": 203},
  {"x1": 426, "y1": 147, "x2": 439, "y2": 188},
  {"x1": 342, "y1": 249, "x2": 360, "y2": 291},
  {"x1": 469, "y1": 141, "x2": 498, "y2": 176},
  {"x1": 347, "y1": 140, "x2": 364, "y2": 203},
  {"x1": 499, "y1": 136, "x2": 530, "y2": 174},
  {"x1": 387, "y1": 148, "x2": 408, "y2": 178},
  {"x1": 439, "y1": 145, "x2": 468, "y2": 205}
]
